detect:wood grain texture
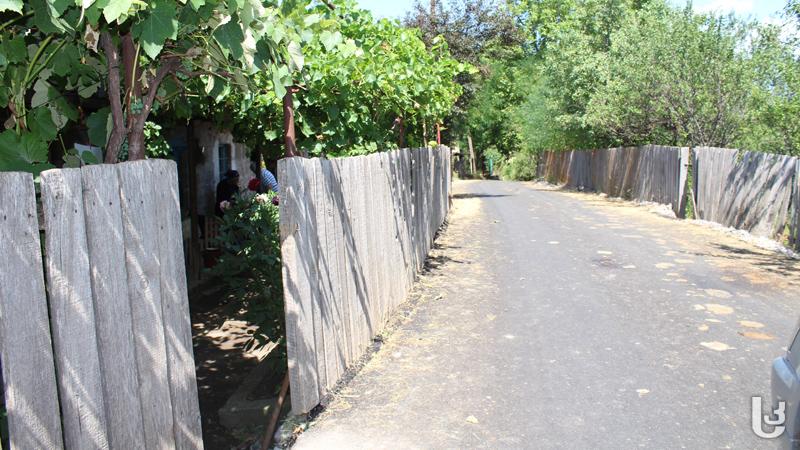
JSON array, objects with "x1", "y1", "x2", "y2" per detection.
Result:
[
  {"x1": 279, "y1": 157, "x2": 321, "y2": 414},
  {"x1": 81, "y1": 164, "x2": 146, "y2": 450},
  {"x1": 0, "y1": 172, "x2": 64, "y2": 450},
  {"x1": 694, "y1": 147, "x2": 795, "y2": 238},
  {"x1": 791, "y1": 159, "x2": 800, "y2": 250},
  {"x1": 40, "y1": 168, "x2": 110, "y2": 450},
  {"x1": 281, "y1": 147, "x2": 452, "y2": 414},
  {"x1": 151, "y1": 160, "x2": 204, "y2": 449},
  {"x1": 117, "y1": 161, "x2": 176, "y2": 449},
  {"x1": 347, "y1": 156, "x2": 367, "y2": 351},
  {"x1": 538, "y1": 146, "x2": 685, "y2": 215},
  {"x1": 330, "y1": 157, "x2": 355, "y2": 365}
]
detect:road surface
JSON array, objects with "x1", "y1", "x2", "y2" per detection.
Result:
[{"x1": 293, "y1": 179, "x2": 800, "y2": 449}]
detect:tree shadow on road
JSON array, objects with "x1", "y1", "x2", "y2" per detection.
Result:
[
  {"x1": 699, "y1": 243, "x2": 800, "y2": 285},
  {"x1": 452, "y1": 193, "x2": 509, "y2": 199}
]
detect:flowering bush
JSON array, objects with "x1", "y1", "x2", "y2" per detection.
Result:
[{"x1": 211, "y1": 191, "x2": 284, "y2": 354}]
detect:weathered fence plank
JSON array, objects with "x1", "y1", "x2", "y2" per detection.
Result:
[
  {"x1": 40, "y1": 168, "x2": 109, "y2": 450},
  {"x1": 81, "y1": 165, "x2": 147, "y2": 450},
  {"x1": 538, "y1": 146, "x2": 686, "y2": 216},
  {"x1": 694, "y1": 147, "x2": 796, "y2": 238},
  {"x1": 1, "y1": 161, "x2": 202, "y2": 449},
  {"x1": 279, "y1": 157, "x2": 321, "y2": 413},
  {"x1": 791, "y1": 159, "x2": 800, "y2": 250},
  {"x1": 117, "y1": 161, "x2": 176, "y2": 449},
  {"x1": 353, "y1": 156, "x2": 372, "y2": 349},
  {"x1": 330, "y1": 158, "x2": 355, "y2": 366},
  {"x1": 0, "y1": 172, "x2": 64, "y2": 450},
  {"x1": 280, "y1": 147, "x2": 452, "y2": 414},
  {"x1": 151, "y1": 160, "x2": 204, "y2": 449}
]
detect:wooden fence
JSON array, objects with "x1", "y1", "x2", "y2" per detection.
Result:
[
  {"x1": 537, "y1": 145, "x2": 688, "y2": 216},
  {"x1": 279, "y1": 147, "x2": 451, "y2": 414},
  {"x1": 0, "y1": 160, "x2": 202, "y2": 449},
  {"x1": 693, "y1": 147, "x2": 797, "y2": 239},
  {"x1": 791, "y1": 159, "x2": 800, "y2": 249}
]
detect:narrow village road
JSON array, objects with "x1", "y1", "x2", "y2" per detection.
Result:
[{"x1": 293, "y1": 179, "x2": 800, "y2": 449}]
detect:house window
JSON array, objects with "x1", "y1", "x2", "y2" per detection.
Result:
[{"x1": 218, "y1": 143, "x2": 232, "y2": 175}]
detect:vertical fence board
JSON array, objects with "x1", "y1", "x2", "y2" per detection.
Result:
[
  {"x1": 792, "y1": 159, "x2": 800, "y2": 250},
  {"x1": 40, "y1": 168, "x2": 109, "y2": 450},
  {"x1": 81, "y1": 165, "x2": 146, "y2": 450},
  {"x1": 117, "y1": 161, "x2": 176, "y2": 449},
  {"x1": 0, "y1": 172, "x2": 64, "y2": 450},
  {"x1": 694, "y1": 147, "x2": 796, "y2": 238},
  {"x1": 283, "y1": 147, "x2": 452, "y2": 414},
  {"x1": 151, "y1": 160, "x2": 204, "y2": 449},
  {"x1": 330, "y1": 158, "x2": 355, "y2": 366},
  {"x1": 354, "y1": 156, "x2": 372, "y2": 348},
  {"x1": 279, "y1": 157, "x2": 321, "y2": 414}
]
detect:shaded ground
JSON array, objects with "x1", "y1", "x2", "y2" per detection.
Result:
[
  {"x1": 191, "y1": 287, "x2": 267, "y2": 449},
  {"x1": 293, "y1": 179, "x2": 799, "y2": 449}
]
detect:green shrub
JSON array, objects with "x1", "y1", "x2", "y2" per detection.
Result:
[
  {"x1": 501, "y1": 152, "x2": 538, "y2": 180},
  {"x1": 211, "y1": 192, "x2": 284, "y2": 355}
]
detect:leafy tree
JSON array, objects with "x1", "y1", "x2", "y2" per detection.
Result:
[
  {"x1": 207, "y1": 1, "x2": 470, "y2": 159},
  {"x1": 403, "y1": 0, "x2": 522, "y2": 144},
  {"x1": 0, "y1": 0, "x2": 310, "y2": 172},
  {"x1": 585, "y1": 4, "x2": 754, "y2": 148}
]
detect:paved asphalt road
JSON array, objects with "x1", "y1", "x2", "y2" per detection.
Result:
[{"x1": 293, "y1": 179, "x2": 800, "y2": 449}]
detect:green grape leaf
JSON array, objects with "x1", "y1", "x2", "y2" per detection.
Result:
[
  {"x1": 214, "y1": 14, "x2": 245, "y2": 60},
  {"x1": 100, "y1": 0, "x2": 133, "y2": 23},
  {"x1": 287, "y1": 41, "x2": 304, "y2": 72},
  {"x1": 28, "y1": 107, "x2": 59, "y2": 141},
  {"x1": 132, "y1": 0, "x2": 178, "y2": 60},
  {"x1": 0, "y1": 0, "x2": 23, "y2": 13},
  {"x1": 87, "y1": 107, "x2": 110, "y2": 147},
  {"x1": 3, "y1": 36, "x2": 27, "y2": 64}
]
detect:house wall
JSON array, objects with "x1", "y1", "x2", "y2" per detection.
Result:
[{"x1": 193, "y1": 121, "x2": 254, "y2": 216}]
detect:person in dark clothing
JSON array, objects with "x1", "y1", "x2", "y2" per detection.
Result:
[{"x1": 215, "y1": 169, "x2": 240, "y2": 217}]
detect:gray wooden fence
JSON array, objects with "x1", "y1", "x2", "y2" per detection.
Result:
[
  {"x1": 0, "y1": 160, "x2": 203, "y2": 449},
  {"x1": 279, "y1": 146, "x2": 451, "y2": 414},
  {"x1": 791, "y1": 159, "x2": 800, "y2": 249},
  {"x1": 537, "y1": 145, "x2": 689, "y2": 216},
  {"x1": 693, "y1": 147, "x2": 797, "y2": 239}
]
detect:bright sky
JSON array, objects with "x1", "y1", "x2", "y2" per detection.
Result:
[{"x1": 356, "y1": 0, "x2": 789, "y2": 22}]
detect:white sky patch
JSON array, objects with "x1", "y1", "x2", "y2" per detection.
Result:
[{"x1": 694, "y1": 0, "x2": 755, "y2": 15}]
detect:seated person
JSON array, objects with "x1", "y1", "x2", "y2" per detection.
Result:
[{"x1": 215, "y1": 169, "x2": 239, "y2": 216}]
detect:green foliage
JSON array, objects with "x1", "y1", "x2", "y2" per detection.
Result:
[
  {"x1": 115, "y1": 121, "x2": 173, "y2": 160},
  {"x1": 210, "y1": 1, "x2": 470, "y2": 159},
  {"x1": 142, "y1": 122, "x2": 172, "y2": 158},
  {"x1": 0, "y1": 0, "x2": 315, "y2": 171},
  {"x1": 584, "y1": 3, "x2": 754, "y2": 148},
  {"x1": 296, "y1": 6, "x2": 469, "y2": 155},
  {"x1": 404, "y1": 0, "x2": 523, "y2": 145},
  {"x1": 464, "y1": 0, "x2": 800, "y2": 159},
  {"x1": 211, "y1": 191, "x2": 284, "y2": 353},
  {"x1": 500, "y1": 152, "x2": 538, "y2": 180}
]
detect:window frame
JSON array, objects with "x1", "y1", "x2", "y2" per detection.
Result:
[{"x1": 218, "y1": 143, "x2": 232, "y2": 176}]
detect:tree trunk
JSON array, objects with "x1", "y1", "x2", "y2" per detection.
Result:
[
  {"x1": 100, "y1": 31, "x2": 125, "y2": 163},
  {"x1": 127, "y1": 128, "x2": 146, "y2": 161},
  {"x1": 394, "y1": 116, "x2": 405, "y2": 148},
  {"x1": 283, "y1": 90, "x2": 298, "y2": 158},
  {"x1": 467, "y1": 134, "x2": 477, "y2": 175},
  {"x1": 127, "y1": 57, "x2": 181, "y2": 161}
]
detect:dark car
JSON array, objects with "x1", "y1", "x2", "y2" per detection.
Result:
[{"x1": 772, "y1": 326, "x2": 800, "y2": 449}]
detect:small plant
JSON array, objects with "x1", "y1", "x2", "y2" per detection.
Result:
[{"x1": 211, "y1": 192, "x2": 285, "y2": 359}]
